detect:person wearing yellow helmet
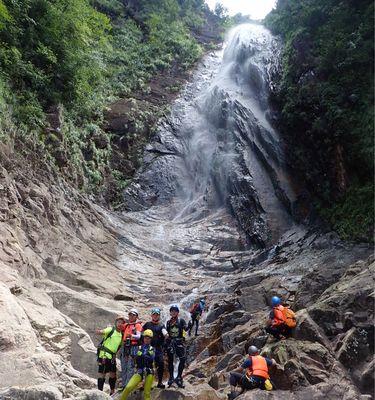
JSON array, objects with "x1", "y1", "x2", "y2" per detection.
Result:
[
  {"x1": 120, "y1": 329, "x2": 155, "y2": 400},
  {"x1": 142, "y1": 307, "x2": 169, "y2": 389}
]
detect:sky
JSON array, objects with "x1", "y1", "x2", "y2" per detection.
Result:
[{"x1": 205, "y1": 0, "x2": 277, "y2": 20}]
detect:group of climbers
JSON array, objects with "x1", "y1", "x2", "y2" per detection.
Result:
[
  {"x1": 227, "y1": 295, "x2": 297, "y2": 399},
  {"x1": 95, "y1": 294, "x2": 295, "y2": 399},
  {"x1": 95, "y1": 302, "x2": 201, "y2": 398}
]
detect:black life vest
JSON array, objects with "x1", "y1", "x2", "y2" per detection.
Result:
[{"x1": 167, "y1": 318, "x2": 186, "y2": 339}]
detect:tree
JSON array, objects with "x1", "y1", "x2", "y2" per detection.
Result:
[{"x1": 214, "y1": 2, "x2": 228, "y2": 19}]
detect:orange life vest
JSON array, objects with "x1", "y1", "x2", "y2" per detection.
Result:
[
  {"x1": 247, "y1": 355, "x2": 270, "y2": 379},
  {"x1": 122, "y1": 322, "x2": 142, "y2": 346},
  {"x1": 272, "y1": 305, "x2": 286, "y2": 326}
]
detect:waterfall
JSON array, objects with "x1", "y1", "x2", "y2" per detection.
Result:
[{"x1": 124, "y1": 24, "x2": 302, "y2": 246}]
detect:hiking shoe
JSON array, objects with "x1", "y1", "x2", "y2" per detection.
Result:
[
  {"x1": 167, "y1": 378, "x2": 174, "y2": 387},
  {"x1": 157, "y1": 382, "x2": 166, "y2": 389},
  {"x1": 175, "y1": 377, "x2": 185, "y2": 388}
]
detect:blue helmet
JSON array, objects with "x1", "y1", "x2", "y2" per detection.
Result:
[
  {"x1": 151, "y1": 307, "x2": 161, "y2": 315},
  {"x1": 271, "y1": 296, "x2": 281, "y2": 307},
  {"x1": 170, "y1": 304, "x2": 179, "y2": 313}
]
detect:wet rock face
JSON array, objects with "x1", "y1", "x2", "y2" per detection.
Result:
[
  {"x1": 305, "y1": 257, "x2": 375, "y2": 395},
  {"x1": 124, "y1": 24, "x2": 300, "y2": 248}
]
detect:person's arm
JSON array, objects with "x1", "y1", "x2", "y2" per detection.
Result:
[
  {"x1": 265, "y1": 357, "x2": 277, "y2": 367},
  {"x1": 95, "y1": 326, "x2": 111, "y2": 336},
  {"x1": 232, "y1": 359, "x2": 248, "y2": 374},
  {"x1": 181, "y1": 319, "x2": 188, "y2": 338},
  {"x1": 266, "y1": 310, "x2": 274, "y2": 326},
  {"x1": 235, "y1": 358, "x2": 251, "y2": 373},
  {"x1": 131, "y1": 323, "x2": 142, "y2": 340},
  {"x1": 162, "y1": 327, "x2": 168, "y2": 338}
]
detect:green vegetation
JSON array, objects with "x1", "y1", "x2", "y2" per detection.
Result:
[
  {"x1": 0, "y1": 0, "x2": 223, "y2": 192},
  {"x1": 265, "y1": 0, "x2": 374, "y2": 241}
]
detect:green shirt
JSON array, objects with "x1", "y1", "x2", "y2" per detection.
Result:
[{"x1": 99, "y1": 326, "x2": 123, "y2": 360}]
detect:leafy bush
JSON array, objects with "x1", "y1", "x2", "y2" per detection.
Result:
[
  {"x1": 0, "y1": 0, "x2": 222, "y2": 192},
  {"x1": 265, "y1": 0, "x2": 374, "y2": 241}
]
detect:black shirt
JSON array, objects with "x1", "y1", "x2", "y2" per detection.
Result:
[
  {"x1": 166, "y1": 318, "x2": 187, "y2": 339},
  {"x1": 142, "y1": 321, "x2": 166, "y2": 347}
]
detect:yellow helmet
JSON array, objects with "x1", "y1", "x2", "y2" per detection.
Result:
[{"x1": 143, "y1": 329, "x2": 153, "y2": 338}]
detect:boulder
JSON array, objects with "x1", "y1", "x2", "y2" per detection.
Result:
[
  {"x1": 263, "y1": 339, "x2": 342, "y2": 389},
  {"x1": 74, "y1": 390, "x2": 111, "y2": 400},
  {"x1": 294, "y1": 309, "x2": 330, "y2": 348},
  {"x1": 0, "y1": 385, "x2": 63, "y2": 400}
]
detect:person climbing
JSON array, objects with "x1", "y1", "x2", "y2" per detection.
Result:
[
  {"x1": 120, "y1": 308, "x2": 142, "y2": 388},
  {"x1": 228, "y1": 345, "x2": 276, "y2": 399},
  {"x1": 119, "y1": 329, "x2": 155, "y2": 400},
  {"x1": 95, "y1": 316, "x2": 125, "y2": 395},
  {"x1": 265, "y1": 296, "x2": 295, "y2": 340},
  {"x1": 188, "y1": 297, "x2": 206, "y2": 336},
  {"x1": 142, "y1": 307, "x2": 169, "y2": 389},
  {"x1": 166, "y1": 304, "x2": 187, "y2": 388}
]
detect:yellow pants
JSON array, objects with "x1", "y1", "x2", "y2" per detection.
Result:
[{"x1": 120, "y1": 373, "x2": 154, "y2": 400}]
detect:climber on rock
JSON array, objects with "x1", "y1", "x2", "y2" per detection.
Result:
[
  {"x1": 95, "y1": 315, "x2": 125, "y2": 395},
  {"x1": 142, "y1": 307, "x2": 169, "y2": 389},
  {"x1": 166, "y1": 304, "x2": 187, "y2": 388},
  {"x1": 187, "y1": 297, "x2": 206, "y2": 337},
  {"x1": 120, "y1": 308, "x2": 142, "y2": 388},
  {"x1": 228, "y1": 345, "x2": 276, "y2": 399},
  {"x1": 119, "y1": 329, "x2": 155, "y2": 400},
  {"x1": 265, "y1": 296, "x2": 296, "y2": 340}
]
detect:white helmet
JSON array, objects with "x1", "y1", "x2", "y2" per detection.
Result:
[{"x1": 128, "y1": 308, "x2": 139, "y2": 316}]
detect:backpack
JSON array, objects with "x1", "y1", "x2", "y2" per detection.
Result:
[
  {"x1": 189, "y1": 303, "x2": 199, "y2": 315},
  {"x1": 282, "y1": 307, "x2": 297, "y2": 328},
  {"x1": 96, "y1": 326, "x2": 115, "y2": 360}
]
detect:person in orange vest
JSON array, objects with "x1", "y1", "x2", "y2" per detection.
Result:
[
  {"x1": 120, "y1": 308, "x2": 142, "y2": 388},
  {"x1": 228, "y1": 346, "x2": 276, "y2": 399},
  {"x1": 265, "y1": 296, "x2": 292, "y2": 340}
]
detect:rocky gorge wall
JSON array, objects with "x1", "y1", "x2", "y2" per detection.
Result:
[
  {"x1": 0, "y1": 23, "x2": 373, "y2": 400},
  {"x1": 0, "y1": 142, "x2": 373, "y2": 400}
]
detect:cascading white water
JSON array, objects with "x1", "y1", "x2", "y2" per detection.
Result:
[{"x1": 125, "y1": 23, "x2": 301, "y2": 246}]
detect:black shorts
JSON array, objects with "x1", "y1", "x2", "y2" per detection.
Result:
[{"x1": 98, "y1": 357, "x2": 117, "y2": 373}]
